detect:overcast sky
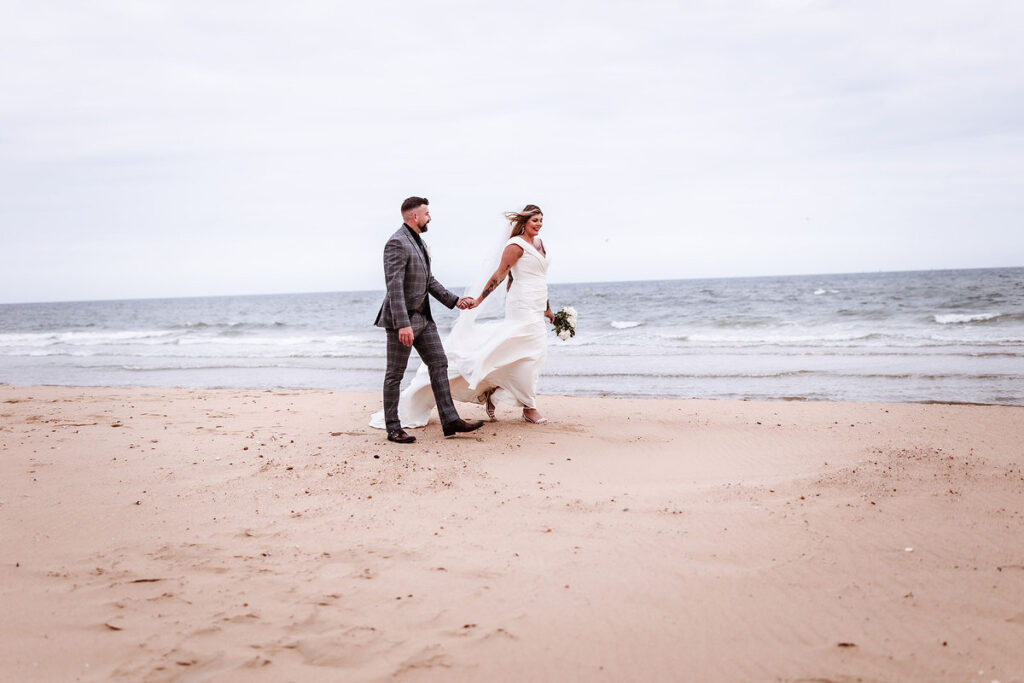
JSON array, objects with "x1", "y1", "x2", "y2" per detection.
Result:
[{"x1": 2, "y1": 0, "x2": 1022, "y2": 304}]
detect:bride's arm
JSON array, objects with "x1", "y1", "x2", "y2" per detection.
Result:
[{"x1": 474, "y1": 244, "x2": 524, "y2": 304}]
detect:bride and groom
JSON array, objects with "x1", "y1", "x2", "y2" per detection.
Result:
[{"x1": 371, "y1": 196, "x2": 553, "y2": 444}]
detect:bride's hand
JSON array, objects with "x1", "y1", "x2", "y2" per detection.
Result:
[{"x1": 544, "y1": 310, "x2": 555, "y2": 324}]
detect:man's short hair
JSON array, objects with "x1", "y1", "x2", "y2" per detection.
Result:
[{"x1": 401, "y1": 196, "x2": 429, "y2": 214}]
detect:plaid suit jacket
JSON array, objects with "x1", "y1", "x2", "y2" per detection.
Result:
[{"x1": 374, "y1": 225, "x2": 459, "y2": 330}]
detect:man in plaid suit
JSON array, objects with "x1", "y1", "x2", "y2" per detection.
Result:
[{"x1": 374, "y1": 196, "x2": 485, "y2": 444}]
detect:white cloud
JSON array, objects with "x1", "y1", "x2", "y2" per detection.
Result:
[{"x1": 1, "y1": 0, "x2": 1022, "y2": 302}]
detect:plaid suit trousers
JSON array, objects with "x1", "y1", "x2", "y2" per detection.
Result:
[{"x1": 383, "y1": 314, "x2": 460, "y2": 432}]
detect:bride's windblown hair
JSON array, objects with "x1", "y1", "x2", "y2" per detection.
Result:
[
  {"x1": 505, "y1": 204, "x2": 542, "y2": 238},
  {"x1": 504, "y1": 204, "x2": 542, "y2": 290}
]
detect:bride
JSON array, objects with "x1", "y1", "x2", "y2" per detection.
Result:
[{"x1": 370, "y1": 204, "x2": 554, "y2": 429}]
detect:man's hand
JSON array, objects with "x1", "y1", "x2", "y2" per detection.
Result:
[
  {"x1": 398, "y1": 326, "x2": 414, "y2": 347},
  {"x1": 457, "y1": 297, "x2": 477, "y2": 310}
]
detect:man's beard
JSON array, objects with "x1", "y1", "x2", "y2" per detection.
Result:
[{"x1": 419, "y1": 221, "x2": 430, "y2": 233}]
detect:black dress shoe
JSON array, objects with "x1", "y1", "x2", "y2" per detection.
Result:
[
  {"x1": 387, "y1": 429, "x2": 416, "y2": 444},
  {"x1": 442, "y1": 418, "x2": 485, "y2": 438}
]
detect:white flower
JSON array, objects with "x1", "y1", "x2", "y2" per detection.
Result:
[
  {"x1": 560, "y1": 306, "x2": 578, "y2": 329},
  {"x1": 557, "y1": 329, "x2": 571, "y2": 341}
]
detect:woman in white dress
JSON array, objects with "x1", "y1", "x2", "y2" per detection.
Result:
[
  {"x1": 464, "y1": 204, "x2": 554, "y2": 423},
  {"x1": 369, "y1": 204, "x2": 554, "y2": 429}
]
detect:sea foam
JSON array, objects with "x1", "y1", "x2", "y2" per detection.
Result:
[{"x1": 933, "y1": 312, "x2": 1002, "y2": 325}]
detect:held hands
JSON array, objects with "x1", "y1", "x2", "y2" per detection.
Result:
[{"x1": 457, "y1": 297, "x2": 478, "y2": 310}]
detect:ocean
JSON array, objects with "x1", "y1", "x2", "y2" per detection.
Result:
[{"x1": 1, "y1": 267, "x2": 1022, "y2": 405}]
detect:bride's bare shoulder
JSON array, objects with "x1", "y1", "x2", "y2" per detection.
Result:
[{"x1": 501, "y1": 241, "x2": 525, "y2": 263}]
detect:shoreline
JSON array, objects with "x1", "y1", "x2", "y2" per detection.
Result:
[
  {"x1": 1, "y1": 383, "x2": 1021, "y2": 408},
  {"x1": 2, "y1": 385, "x2": 1023, "y2": 680}
]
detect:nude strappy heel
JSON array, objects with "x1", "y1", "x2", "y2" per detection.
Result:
[{"x1": 522, "y1": 409, "x2": 548, "y2": 424}]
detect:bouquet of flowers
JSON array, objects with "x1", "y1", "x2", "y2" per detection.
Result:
[{"x1": 552, "y1": 306, "x2": 577, "y2": 341}]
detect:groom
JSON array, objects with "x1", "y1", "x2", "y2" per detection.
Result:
[{"x1": 374, "y1": 196, "x2": 484, "y2": 444}]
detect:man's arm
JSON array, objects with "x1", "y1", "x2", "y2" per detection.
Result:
[
  {"x1": 427, "y1": 274, "x2": 460, "y2": 310},
  {"x1": 384, "y1": 239, "x2": 412, "y2": 330}
]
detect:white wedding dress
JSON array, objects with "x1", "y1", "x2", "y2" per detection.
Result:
[{"x1": 370, "y1": 236, "x2": 550, "y2": 429}]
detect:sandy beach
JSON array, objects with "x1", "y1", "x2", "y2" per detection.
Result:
[{"x1": 1, "y1": 385, "x2": 1023, "y2": 681}]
